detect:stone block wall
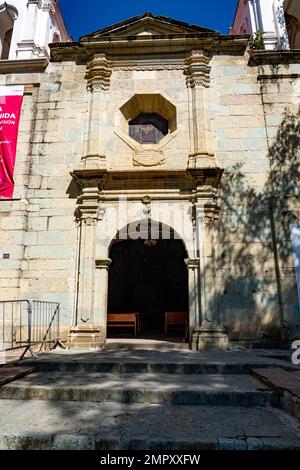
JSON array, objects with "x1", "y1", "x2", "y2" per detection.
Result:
[
  {"x1": 0, "y1": 52, "x2": 299, "y2": 346},
  {"x1": 210, "y1": 55, "x2": 300, "y2": 345}
]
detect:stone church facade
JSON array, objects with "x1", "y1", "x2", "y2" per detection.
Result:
[{"x1": 1, "y1": 10, "x2": 300, "y2": 350}]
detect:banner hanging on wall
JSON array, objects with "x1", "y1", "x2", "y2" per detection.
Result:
[{"x1": 0, "y1": 85, "x2": 24, "y2": 199}]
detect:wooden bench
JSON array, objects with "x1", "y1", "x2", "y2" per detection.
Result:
[
  {"x1": 165, "y1": 312, "x2": 188, "y2": 338},
  {"x1": 107, "y1": 313, "x2": 142, "y2": 337}
]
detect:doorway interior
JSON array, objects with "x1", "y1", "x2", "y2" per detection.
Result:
[{"x1": 107, "y1": 224, "x2": 189, "y2": 341}]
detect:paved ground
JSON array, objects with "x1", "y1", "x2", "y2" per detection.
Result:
[
  {"x1": 0, "y1": 348, "x2": 299, "y2": 450},
  {"x1": 0, "y1": 366, "x2": 36, "y2": 386},
  {"x1": 0, "y1": 400, "x2": 299, "y2": 450},
  {"x1": 21, "y1": 348, "x2": 294, "y2": 366},
  {"x1": 0, "y1": 372, "x2": 277, "y2": 406}
]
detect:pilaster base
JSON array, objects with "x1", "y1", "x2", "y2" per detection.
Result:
[
  {"x1": 67, "y1": 324, "x2": 105, "y2": 350},
  {"x1": 188, "y1": 152, "x2": 216, "y2": 169},
  {"x1": 192, "y1": 324, "x2": 229, "y2": 351},
  {"x1": 79, "y1": 154, "x2": 106, "y2": 169}
]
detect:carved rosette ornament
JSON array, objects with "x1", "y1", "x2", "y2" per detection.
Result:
[
  {"x1": 85, "y1": 54, "x2": 112, "y2": 91},
  {"x1": 142, "y1": 195, "x2": 152, "y2": 219},
  {"x1": 82, "y1": 216, "x2": 98, "y2": 226},
  {"x1": 184, "y1": 50, "x2": 211, "y2": 88}
]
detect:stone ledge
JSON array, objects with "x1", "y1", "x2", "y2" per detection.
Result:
[
  {"x1": 0, "y1": 59, "x2": 48, "y2": 74},
  {"x1": 249, "y1": 49, "x2": 300, "y2": 66}
]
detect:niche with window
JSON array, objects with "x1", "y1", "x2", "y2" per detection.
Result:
[
  {"x1": 129, "y1": 113, "x2": 168, "y2": 144},
  {"x1": 120, "y1": 93, "x2": 177, "y2": 145},
  {"x1": 117, "y1": 93, "x2": 177, "y2": 166}
]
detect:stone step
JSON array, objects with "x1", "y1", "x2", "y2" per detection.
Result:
[
  {"x1": 0, "y1": 400, "x2": 299, "y2": 450},
  {"x1": 106, "y1": 338, "x2": 190, "y2": 350},
  {"x1": 19, "y1": 349, "x2": 294, "y2": 375},
  {"x1": 0, "y1": 372, "x2": 279, "y2": 406},
  {"x1": 0, "y1": 366, "x2": 36, "y2": 386}
]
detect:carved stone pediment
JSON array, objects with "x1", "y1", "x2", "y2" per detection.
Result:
[{"x1": 81, "y1": 12, "x2": 216, "y2": 40}]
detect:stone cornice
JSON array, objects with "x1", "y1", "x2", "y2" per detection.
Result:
[
  {"x1": 249, "y1": 49, "x2": 300, "y2": 66},
  {"x1": 71, "y1": 167, "x2": 223, "y2": 192},
  {"x1": 50, "y1": 35, "x2": 249, "y2": 63},
  {"x1": 188, "y1": 168, "x2": 223, "y2": 189},
  {"x1": 0, "y1": 58, "x2": 48, "y2": 74}
]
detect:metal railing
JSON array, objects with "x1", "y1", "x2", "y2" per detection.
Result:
[{"x1": 0, "y1": 300, "x2": 65, "y2": 360}]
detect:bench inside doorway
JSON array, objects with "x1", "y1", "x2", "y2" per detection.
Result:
[
  {"x1": 107, "y1": 313, "x2": 142, "y2": 337},
  {"x1": 165, "y1": 312, "x2": 188, "y2": 339}
]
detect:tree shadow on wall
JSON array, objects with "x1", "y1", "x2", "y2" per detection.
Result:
[
  {"x1": 208, "y1": 106, "x2": 300, "y2": 346},
  {"x1": 11, "y1": 110, "x2": 300, "y2": 443}
]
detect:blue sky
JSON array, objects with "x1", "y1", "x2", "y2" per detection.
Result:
[{"x1": 60, "y1": 0, "x2": 238, "y2": 40}]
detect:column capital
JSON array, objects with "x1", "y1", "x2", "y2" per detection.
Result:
[
  {"x1": 85, "y1": 53, "x2": 112, "y2": 91},
  {"x1": 73, "y1": 183, "x2": 103, "y2": 223},
  {"x1": 192, "y1": 185, "x2": 221, "y2": 224},
  {"x1": 184, "y1": 258, "x2": 199, "y2": 270},
  {"x1": 95, "y1": 258, "x2": 112, "y2": 270},
  {"x1": 184, "y1": 50, "x2": 211, "y2": 88}
]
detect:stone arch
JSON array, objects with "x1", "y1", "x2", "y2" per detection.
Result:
[
  {"x1": 108, "y1": 218, "x2": 189, "y2": 256},
  {"x1": 107, "y1": 219, "x2": 189, "y2": 338},
  {"x1": 97, "y1": 204, "x2": 195, "y2": 260}
]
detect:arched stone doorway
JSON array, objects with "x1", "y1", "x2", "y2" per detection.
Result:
[{"x1": 107, "y1": 220, "x2": 189, "y2": 340}]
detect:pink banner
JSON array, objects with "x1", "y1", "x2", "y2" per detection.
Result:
[{"x1": 0, "y1": 86, "x2": 24, "y2": 199}]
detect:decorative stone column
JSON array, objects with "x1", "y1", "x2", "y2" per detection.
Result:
[
  {"x1": 68, "y1": 181, "x2": 107, "y2": 349},
  {"x1": 68, "y1": 55, "x2": 112, "y2": 349},
  {"x1": 184, "y1": 50, "x2": 216, "y2": 169},
  {"x1": 185, "y1": 258, "x2": 201, "y2": 347},
  {"x1": 193, "y1": 186, "x2": 229, "y2": 351},
  {"x1": 94, "y1": 258, "x2": 112, "y2": 342},
  {"x1": 80, "y1": 54, "x2": 112, "y2": 169}
]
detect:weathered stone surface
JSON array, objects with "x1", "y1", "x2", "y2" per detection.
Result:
[
  {"x1": 0, "y1": 400, "x2": 299, "y2": 450},
  {"x1": 0, "y1": 371, "x2": 278, "y2": 406},
  {"x1": 18, "y1": 348, "x2": 298, "y2": 373},
  {"x1": 0, "y1": 367, "x2": 36, "y2": 386},
  {"x1": 0, "y1": 15, "x2": 299, "y2": 347}
]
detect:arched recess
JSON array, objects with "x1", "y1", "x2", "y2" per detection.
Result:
[
  {"x1": 107, "y1": 219, "x2": 189, "y2": 339},
  {"x1": 284, "y1": 0, "x2": 300, "y2": 49},
  {"x1": 0, "y1": 3, "x2": 18, "y2": 59}
]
